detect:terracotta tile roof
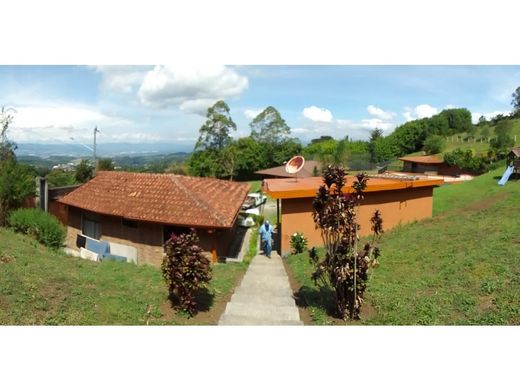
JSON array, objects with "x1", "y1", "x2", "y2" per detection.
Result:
[
  {"x1": 398, "y1": 155, "x2": 443, "y2": 164},
  {"x1": 263, "y1": 176, "x2": 444, "y2": 199},
  {"x1": 255, "y1": 160, "x2": 322, "y2": 178},
  {"x1": 59, "y1": 171, "x2": 250, "y2": 229}
]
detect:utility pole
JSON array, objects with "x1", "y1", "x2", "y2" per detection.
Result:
[{"x1": 93, "y1": 126, "x2": 100, "y2": 169}]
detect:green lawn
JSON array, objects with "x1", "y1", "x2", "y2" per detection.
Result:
[
  {"x1": 0, "y1": 229, "x2": 247, "y2": 325},
  {"x1": 286, "y1": 167, "x2": 520, "y2": 325}
]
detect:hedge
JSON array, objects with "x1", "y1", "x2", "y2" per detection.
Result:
[{"x1": 8, "y1": 208, "x2": 66, "y2": 249}]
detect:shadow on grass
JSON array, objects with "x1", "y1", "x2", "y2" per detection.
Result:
[
  {"x1": 167, "y1": 288, "x2": 215, "y2": 314},
  {"x1": 294, "y1": 284, "x2": 341, "y2": 319}
]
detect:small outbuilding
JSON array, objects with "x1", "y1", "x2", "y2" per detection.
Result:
[
  {"x1": 506, "y1": 147, "x2": 520, "y2": 173},
  {"x1": 398, "y1": 155, "x2": 463, "y2": 176},
  {"x1": 262, "y1": 175, "x2": 443, "y2": 256},
  {"x1": 58, "y1": 171, "x2": 249, "y2": 266}
]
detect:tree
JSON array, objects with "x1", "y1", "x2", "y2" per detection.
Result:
[
  {"x1": 233, "y1": 137, "x2": 267, "y2": 181},
  {"x1": 309, "y1": 167, "x2": 383, "y2": 320},
  {"x1": 372, "y1": 136, "x2": 398, "y2": 164},
  {"x1": 188, "y1": 100, "x2": 237, "y2": 178},
  {"x1": 272, "y1": 137, "x2": 302, "y2": 166},
  {"x1": 303, "y1": 138, "x2": 338, "y2": 162},
  {"x1": 195, "y1": 100, "x2": 236, "y2": 151},
  {"x1": 1, "y1": 107, "x2": 16, "y2": 162},
  {"x1": 512, "y1": 86, "x2": 520, "y2": 112},
  {"x1": 97, "y1": 158, "x2": 114, "y2": 171},
  {"x1": 490, "y1": 120, "x2": 514, "y2": 152},
  {"x1": 250, "y1": 106, "x2": 290, "y2": 144},
  {"x1": 368, "y1": 128, "x2": 384, "y2": 163},
  {"x1": 0, "y1": 159, "x2": 35, "y2": 226},
  {"x1": 423, "y1": 134, "x2": 446, "y2": 154},
  {"x1": 46, "y1": 169, "x2": 76, "y2": 187},
  {"x1": 75, "y1": 159, "x2": 94, "y2": 183}
]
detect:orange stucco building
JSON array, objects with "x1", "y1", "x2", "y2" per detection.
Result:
[{"x1": 262, "y1": 175, "x2": 443, "y2": 255}]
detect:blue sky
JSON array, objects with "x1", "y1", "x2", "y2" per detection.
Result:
[{"x1": 1, "y1": 65, "x2": 519, "y2": 151}]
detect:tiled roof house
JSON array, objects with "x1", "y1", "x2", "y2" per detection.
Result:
[{"x1": 58, "y1": 171, "x2": 249, "y2": 266}]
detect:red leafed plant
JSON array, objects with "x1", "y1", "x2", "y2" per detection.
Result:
[
  {"x1": 309, "y1": 165, "x2": 383, "y2": 320},
  {"x1": 162, "y1": 229, "x2": 212, "y2": 317}
]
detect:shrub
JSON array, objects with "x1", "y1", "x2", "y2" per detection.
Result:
[
  {"x1": 423, "y1": 134, "x2": 446, "y2": 154},
  {"x1": 8, "y1": 208, "x2": 65, "y2": 249},
  {"x1": 290, "y1": 232, "x2": 308, "y2": 254},
  {"x1": 310, "y1": 166, "x2": 383, "y2": 320},
  {"x1": 443, "y1": 148, "x2": 490, "y2": 173},
  {"x1": 161, "y1": 229, "x2": 212, "y2": 317}
]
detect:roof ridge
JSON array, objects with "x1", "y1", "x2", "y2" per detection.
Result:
[{"x1": 169, "y1": 175, "x2": 227, "y2": 226}]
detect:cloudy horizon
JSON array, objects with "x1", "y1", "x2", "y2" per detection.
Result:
[{"x1": 1, "y1": 65, "x2": 519, "y2": 151}]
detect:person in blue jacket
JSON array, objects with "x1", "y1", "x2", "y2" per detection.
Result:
[{"x1": 259, "y1": 220, "x2": 274, "y2": 258}]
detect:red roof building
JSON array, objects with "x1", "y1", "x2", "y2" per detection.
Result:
[{"x1": 58, "y1": 171, "x2": 249, "y2": 265}]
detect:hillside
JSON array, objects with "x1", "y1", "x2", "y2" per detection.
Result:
[
  {"x1": 0, "y1": 229, "x2": 246, "y2": 325},
  {"x1": 287, "y1": 167, "x2": 520, "y2": 324}
]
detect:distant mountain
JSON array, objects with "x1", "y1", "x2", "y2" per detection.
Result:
[{"x1": 15, "y1": 142, "x2": 191, "y2": 157}]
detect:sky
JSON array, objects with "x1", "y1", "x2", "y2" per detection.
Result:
[{"x1": 1, "y1": 65, "x2": 519, "y2": 151}]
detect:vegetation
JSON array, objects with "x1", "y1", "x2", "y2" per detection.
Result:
[
  {"x1": 162, "y1": 229, "x2": 212, "y2": 317},
  {"x1": 0, "y1": 109, "x2": 36, "y2": 226},
  {"x1": 46, "y1": 169, "x2": 77, "y2": 187},
  {"x1": 8, "y1": 208, "x2": 65, "y2": 249},
  {"x1": 97, "y1": 158, "x2": 114, "y2": 171},
  {"x1": 308, "y1": 166, "x2": 383, "y2": 319},
  {"x1": 290, "y1": 232, "x2": 308, "y2": 255},
  {"x1": 75, "y1": 159, "x2": 94, "y2": 183},
  {"x1": 287, "y1": 167, "x2": 520, "y2": 324},
  {"x1": 443, "y1": 148, "x2": 490, "y2": 173},
  {"x1": 0, "y1": 227, "x2": 246, "y2": 325},
  {"x1": 423, "y1": 134, "x2": 446, "y2": 154}
]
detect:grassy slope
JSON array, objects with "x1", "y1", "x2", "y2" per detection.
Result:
[
  {"x1": 286, "y1": 167, "x2": 520, "y2": 324},
  {"x1": 0, "y1": 229, "x2": 247, "y2": 325}
]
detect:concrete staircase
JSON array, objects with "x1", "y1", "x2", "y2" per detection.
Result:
[{"x1": 218, "y1": 252, "x2": 303, "y2": 325}]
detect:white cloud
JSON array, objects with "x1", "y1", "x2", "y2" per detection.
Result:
[
  {"x1": 367, "y1": 105, "x2": 395, "y2": 120},
  {"x1": 92, "y1": 66, "x2": 149, "y2": 94},
  {"x1": 138, "y1": 65, "x2": 248, "y2": 113},
  {"x1": 403, "y1": 104, "x2": 438, "y2": 121},
  {"x1": 8, "y1": 103, "x2": 136, "y2": 143},
  {"x1": 244, "y1": 108, "x2": 263, "y2": 120},
  {"x1": 302, "y1": 105, "x2": 333, "y2": 122},
  {"x1": 471, "y1": 110, "x2": 511, "y2": 124},
  {"x1": 291, "y1": 127, "x2": 312, "y2": 134}
]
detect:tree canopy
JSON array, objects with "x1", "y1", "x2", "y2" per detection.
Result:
[
  {"x1": 250, "y1": 106, "x2": 291, "y2": 144},
  {"x1": 195, "y1": 100, "x2": 236, "y2": 151}
]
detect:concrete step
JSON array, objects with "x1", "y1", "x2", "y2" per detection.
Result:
[
  {"x1": 240, "y1": 274, "x2": 289, "y2": 283},
  {"x1": 218, "y1": 313, "x2": 303, "y2": 326},
  {"x1": 224, "y1": 302, "x2": 300, "y2": 321},
  {"x1": 232, "y1": 285, "x2": 294, "y2": 297},
  {"x1": 230, "y1": 292, "x2": 297, "y2": 306}
]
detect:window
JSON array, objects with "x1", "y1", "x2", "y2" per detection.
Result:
[
  {"x1": 122, "y1": 218, "x2": 138, "y2": 228},
  {"x1": 82, "y1": 211, "x2": 101, "y2": 239}
]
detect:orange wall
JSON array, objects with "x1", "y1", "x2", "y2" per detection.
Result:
[{"x1": 280, "y1": 187, "x2": 434, "y2": 255}]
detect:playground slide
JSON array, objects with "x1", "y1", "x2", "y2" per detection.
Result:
[{"x1": 498, "y1": 166, "x2": 514, "y2": 186}]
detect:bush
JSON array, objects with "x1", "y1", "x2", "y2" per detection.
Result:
[
  {"x1": 310, "y1": 167, "x2": 383, "y2": 320},
  {"x1": 290, "y1": 232, "x2": 308, "y2": 254},
  {"x1": 162, "y1": 229, "x2": 212, "y2": 317},
  {"x1": 423, "y1": 134, "x2": 446, "y2": 154},
  {"x1": 8, "y1": 208, "x2": 65, "y2": 249},
  {"x1": 443, "y1": 148, "x2": 490, "y2": 174}
]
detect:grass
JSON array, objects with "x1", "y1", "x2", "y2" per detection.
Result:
[
  {"x1": 0, "y1": 229, "x2": 246, "y2": 325},
  {"x1": 247, "y1": 180, "x2": 262, "y2": 193},
  {"x1": 286, "y1": 167, "x2": 520, "y2": 325}
]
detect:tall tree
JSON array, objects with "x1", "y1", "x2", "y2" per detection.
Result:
[
  {"x1": 512, "y1": 86, "x2": 520, "y2": 112},
  {"x1": 1, "y1": 107, "x2": 16, "y2": 162},
  {"x1": 195, "y1": 100, "x2": 236, "y2": 151},
  {"x1": 188, "y1": 100, "x2": 237, "y2": 178},
  {"x1": 250, "y1": 106, "x2": 290, "y2": 144},
  {"x1": 0, "y1": 111, "x2": 35, "y2": 225},
  {"x1": 368, "y1": 128, "x2": 383, "y2": 163}
]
